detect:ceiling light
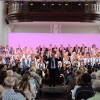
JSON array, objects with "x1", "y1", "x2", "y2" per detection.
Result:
[
  {"x1": 43, "y1": 4, "x2": 45, "y2": 6},
  {"x1": 51, "y1": 4, "x2": 54, "y2": 6},
  {"x1": 30, "y1": 3, "x2": 33, "y2": 6},
  {"x1": 58, "y1": 4, "x2": 61, "y2": 6},
  {"x1": 65, "y1": 4, "x2": 68, "y2": 6},
  {"x1": 78, "y1": 3, "x2": 81, "y2": 6},
  {"x1": 85, "y1": 4, "x2": 88, "y2": 6}
]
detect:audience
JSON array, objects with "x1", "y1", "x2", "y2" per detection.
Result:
[
  {"x1": 75, "y1": 73, "x2": 94, "y2": 100},
  {"x1": 0, "y1": 44, "x2": 100, "y2": 100},
  {"x1": 19, "y1": 73, "x2": 36, "y2": 100},
  {"x1": 2, "y1": 76, "x2": 25, "y2": 100},
  {"x1": 88, "y1": 78, "x2": 100, "y2": 100}
]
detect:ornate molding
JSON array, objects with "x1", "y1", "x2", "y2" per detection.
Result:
[{"x1": 5, "y1": 0, "x2": 100, "y2": 23}]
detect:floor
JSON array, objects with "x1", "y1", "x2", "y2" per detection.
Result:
[
  {"x1": 39, "y1": 93, "x2": 67, "y2": 100},
  {"x1": 39, "y1": 85, "x2": 67, "y2": 100}
]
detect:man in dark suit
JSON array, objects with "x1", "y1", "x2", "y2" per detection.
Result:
[{"x1": 46, "y1": 52, "x2": 61, "y2": 87}]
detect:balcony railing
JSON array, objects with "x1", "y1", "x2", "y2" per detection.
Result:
[{"x1": 5, "y1": 0, "x2": 100, "y2": 22}]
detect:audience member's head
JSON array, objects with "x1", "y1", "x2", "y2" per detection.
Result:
[
  {"x1": 91, "y1": 72, "x2": 96, "y2": 80},
  {"x1": 75, "y1": 70, "x2": 81, "y2": 76},
  {"x1": 96, "y1": 70, "x2": 100, "y2": 80},
  {"x1": 2, "y1": 64, "x2": 8, "y2": 71},
  {"x1": 30, "y1": 72, "x2": 36, "y2": 78},
  {"x1": 0, "y1": 70, "x2": 7, "y2": 85},
  {"x1": 12, "y1": 66, "x2": 17, "y2": 72},
  {"x1": 4, "y1": 76, "x2": 15, "y2": 88},
  {"x1": 19, "y1": 73, "x2": 30, "y2": 91},
  {"x1": 7, "y1": 70, "x2": 14, "y2": 77},
  {"x1": 92, "y1": 80, "x2": 100, "y2": 92},
  {"x1": 24, "y1": 70, "x2": 31, "y2": 76},
  {"x1": 0, "y1": 64, "x2": 4, "y2": 71},
  {"x1": 29, "y1": 67, "x2": 36, "y2": 73},
  {"x1": 81, "y1": 73, "x2": 91, "y2": 84}
]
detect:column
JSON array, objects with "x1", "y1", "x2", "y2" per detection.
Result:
[{"x1": 0, "y1": 1, "x2": 9, "y2": 46}]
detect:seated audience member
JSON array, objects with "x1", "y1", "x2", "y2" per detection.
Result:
[
  {"x1": 2, "y1": 64, "x2": 8, "y2": 71},
  {"x1": 75, "y1": 73, "x2": 94, "y2": 100},
  {"x1": 12, "y1": 66, "x2": 22, "y2": 81},
  {"x1": 7, "y1": 70, "x2": 19, "y2": 86},
  {"x1": 30, "y1": 70, "x2": 41, "y2": 92},
  {"x1": 16, "y1": 62, "x2": 22, "y2": 74},
  {"x1": 7, "y1": 70, "x2": 27, "y2": 99},
  {"x1": 88, "y1": 78, "x2": 100, "y2": 100},
  {"x1": 90, "y1": 68, "x2": 98, "y2": 83},
  {"x1": 19, "y1": 73, "x2": 36, "y2": 100},
  {"x1": 91, "y1": 72, "x2": 96, "y2": 83},
  {"x1": 95, "y1": 70, "x2": 100, "y2": 80},
  {"x1": 71, "y1": 74, "x2": 82, "y2": 100},
  {"x1": 66, "y1": 70, "x2": 81, "y2": 100},
  {"x1": 0, "y1": 64, "x2": 4, "y2": 71},
  {"x1": 2, "y1": 76, "x2": 25, "y2": 100},
  {"x1": 91, "y1": 70, "x2": 100, "y2": 92},
  {"x1": 0, "y1": 68, "x2": 7, "y2": 85},
  {"x1": 30, "y1": 67, "x2": 41, "y2": 85},
  {"x1": 7, "y1": 70, "x2": 14, "y2": 77},
  {"x1": 0, "y1": 85, "x2": 4, "y2": 100}
]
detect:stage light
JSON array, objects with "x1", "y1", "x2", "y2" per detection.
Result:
[
  {"x1": 65, "y1": 4, "x2": 68, "y2": 6},
  {"x1": 43, "y1": 4, "x2": 46, "y2": 6},
  {"x1": 30, "y1": 3, "x2": 33, "y2": 6},
  {"x1": 78, "y1": 3, "x2": 81, "y2": 6},
  {"x1": 85, "y1": 4, "x2": 88, "y2": 6},
  {"x1": 51, "y1": 4, "x2": 54, "y2": 6},
  {"x1": 58, "y1": 4, "x2": 61, "y2": 6}
]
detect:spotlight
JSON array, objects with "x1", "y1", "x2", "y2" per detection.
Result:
[
  {"x1": 65, "y1": 4, "x2": 68, "y2": 6},
  {"x1": 43, "y1": 4, "x2": 46, "y2": 6},
  {"x1": 85, "y1": 4, "x2": 88, "y2": 6},
  {"x1": 51, "y1": 4, "x2": 54, "y2": 6},
  {"x1": 78, "y1": 3, "x2": 81, "y2": 6},
  {"x1": 30, "y1": 3, "x2": 33, "y2": 6},
  {"x1": 58, "y1": 4, "x2": 61, "y2": 6}
]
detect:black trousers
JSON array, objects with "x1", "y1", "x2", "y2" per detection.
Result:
[{"x1": 49, "y1": 69, "x2": 58, "y2": 87}]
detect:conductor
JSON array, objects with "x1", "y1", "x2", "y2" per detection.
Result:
[{"x1": 46, "y1": 52, "x2": 61, "y2": 87}]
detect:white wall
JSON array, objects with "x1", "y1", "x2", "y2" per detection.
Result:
[
  {"x1": 13, "y1": 24, "x2": 51, "y2": 33},
  {"x1": 0, "y1": 1, "x2": 9, "y2": 46},
  {"x1": 61, "y1": 25, "x2": 100, "y2": 33},
  {"x1": 12, "y1": 22, "x2": 100, "y2": 33}
]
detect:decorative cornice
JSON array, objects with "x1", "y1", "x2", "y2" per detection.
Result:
[{"x1": 5, "y1": 0, "x2": 100, "y2": 23}]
